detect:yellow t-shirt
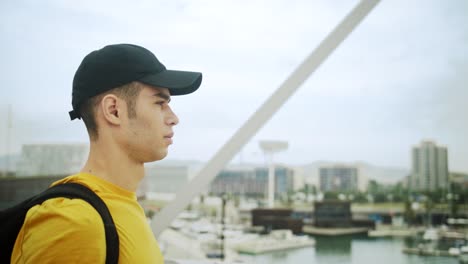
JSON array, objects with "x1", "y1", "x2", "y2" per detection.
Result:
[{"x1": 11, "y1": 173, "x2": 164, "y2": 263}]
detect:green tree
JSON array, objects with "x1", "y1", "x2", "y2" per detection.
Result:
[
  {"x1": 354, "y1": 192, "x2": 368, "y2": 203},
  {"x1": 368, "y1": 180, "x2": 380, "y2": 195},
  {"x1": 146, "y1": 209, "x2": 155, "y2": 219},
  {"x1": 324, "y1": 192, "x2": 338, "y2": 200},
  {"x1": 374, "y1": 193, "x2": 387, "y2": 203},
  {"x1": 404, "y1": 199, "x2": 416, "y2": 225}
]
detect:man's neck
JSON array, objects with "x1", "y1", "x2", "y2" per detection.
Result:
[{"x1": 80, "y1": 140, "x2": 145, "y2": 192}]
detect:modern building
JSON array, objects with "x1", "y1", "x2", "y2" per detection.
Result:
[
  {"x1": 319, "y1": 165, "x2": 358, "y2": 192},
  {"x1": 210, "y1": 164, "x2": 294, "y2": 198},
  {"x1": 292, "y1": 166, "x2": 305, "y2": 191},
  {"x1": 251, "y1": 208, "x2": 303, "y2": 234},
  {"x1": 256, "y1": 166, "x2": 294, "y2": 196},
  {"x1": 410, "y1": 141, "x2": 449, "y2": 191},
  {"x1": 16, "y1": 144, "x2": 88, "y2": 177},
  {"x1": 314, "y1": 201, "x2": 352, "y2": 227},
  {"x1": 449, "y1": 172, "x2": 468, "y2": 189}
]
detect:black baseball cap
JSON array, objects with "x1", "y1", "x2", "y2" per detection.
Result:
[{"x1": 69, "y1": 43, "x2": 202, "y2": 120}]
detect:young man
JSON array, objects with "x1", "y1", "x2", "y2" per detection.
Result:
[{"x1": 11, "y1": 44, "x2": 202, "y2": 263}]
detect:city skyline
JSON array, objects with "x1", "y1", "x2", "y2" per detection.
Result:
[
  {"x1": 0, "y1": 141, "x2": 438, "y2": 186},
  {"x1": 1, "y1": 1, "x2": 467, "y2": 172},
  {"x1": 0, "y1": 140, "x2": 464, "y2": 176}
]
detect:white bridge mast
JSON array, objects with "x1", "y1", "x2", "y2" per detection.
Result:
[{"x1": 152, "y1": 0, "x2": 381, "y2": 237}]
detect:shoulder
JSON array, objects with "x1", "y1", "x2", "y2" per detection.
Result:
[
  {"x1": 26, "y1": 197, "x2": 104, "y2": 229},
  {"x1": 12, "y1": 197, "x2": 106, "y2": 263}
]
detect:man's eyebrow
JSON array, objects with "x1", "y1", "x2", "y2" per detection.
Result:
[{"x1": 153, "y1": 92, "x2": 171, "y2": 102}]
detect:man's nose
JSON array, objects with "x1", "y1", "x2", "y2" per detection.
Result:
[{"x1": 166, "y1": 106, "x2": 179, "y2": 126}]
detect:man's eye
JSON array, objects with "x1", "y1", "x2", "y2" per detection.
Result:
[{"x1": 155, "y1": 101, "x2": 165, "y2": 106}]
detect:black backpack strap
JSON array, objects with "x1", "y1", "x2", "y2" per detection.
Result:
[{"x1": 27, "y1": 183, "x2": 119, "y2": 264}]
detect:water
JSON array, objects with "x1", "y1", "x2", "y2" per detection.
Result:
[{"x1": 239, "y1": 235, "x2": 457, "y2": 264}]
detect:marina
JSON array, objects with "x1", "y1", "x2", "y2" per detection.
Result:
[
  {"x1": 400, "y1": 226, "x2": 468, "y2": 262},
  {"x1": 245, "y1": 235, "x2": 460, "y2": 264},
  {"x1": 156, "y1": 210, "x2": 468, "y2": 264},
  {"x1": 163, "y1": 232, "x2": 461, "y2": 264}
]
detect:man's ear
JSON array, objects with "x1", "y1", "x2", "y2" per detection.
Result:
[{"x1": 100, "y1": 94, "x2": 125, "y2": 125}]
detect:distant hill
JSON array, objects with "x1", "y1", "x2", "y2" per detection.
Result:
[
  {"x1": 359, "y1": 162, "x2": 410, "y2": 184},
  {"x1": 2, "y1": 154, "x2": 410, "y2": 186},
  {"x1": 147, "y1": 159, "x2": 410, "y2": 185}
]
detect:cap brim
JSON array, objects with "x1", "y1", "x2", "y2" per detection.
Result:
[{"x1": 139, "y1": 70, "x2": 202, "y2": 96}]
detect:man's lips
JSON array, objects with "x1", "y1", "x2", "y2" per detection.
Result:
[{"x1": 164, "y1": 133, "x2": 174, "y2": 144}]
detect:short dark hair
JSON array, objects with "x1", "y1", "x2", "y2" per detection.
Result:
[{"x1": 80, "y1": 82, "x2": 143, "y2": 140}]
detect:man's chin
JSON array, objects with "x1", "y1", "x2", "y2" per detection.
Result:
[{"x1": 145, "y1": 150, "x2": 168, "y2": 163}]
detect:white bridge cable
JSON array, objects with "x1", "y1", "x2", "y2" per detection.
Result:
[{"x1": 152, "y1": 0, "x2": 381, "y2": 237}]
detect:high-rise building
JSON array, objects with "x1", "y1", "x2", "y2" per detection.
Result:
[
  {"x1": 319, "y1": 165, "x2": 358, "y2": 192},
  {"x1": 410, "y1": 141, "x2": 449, "y2": 191}
]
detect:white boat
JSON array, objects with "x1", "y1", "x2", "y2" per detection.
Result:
[
  {"x1": 171, "y1": 219, "x2": 187, "y2": 230},
  {"x1": 234, "y1": 229, "x2": 315, "y2": 254},
  {"x1": 448, "y1": 247, "x2": 461, "y2": 256},
  {"x1": 422, "y1": 228, "x2": 439, "y2": 241},
  {"x1": 461, "y1": 246, "x2": 468, "y2": 254},
  {"x1": 460, "y1": 248, "x2": 468, "y2": 264}
]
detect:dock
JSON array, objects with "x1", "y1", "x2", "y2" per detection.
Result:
[
  {"x1": 303, "y1": 226, "x2": 369, "y2": 236},
  {"x1": 402, "y1": 247, "x2": 454, "y2": 257},
  {"x1": 367, "y1": 225, "x2": 423, "y2": 237},
  {"x1": 234, "y1": 230, "x2": 315, "y2": 255}
]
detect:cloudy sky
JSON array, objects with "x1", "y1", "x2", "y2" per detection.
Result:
[{"x1": 1, "y1": 0, "x2": 467, "y2": 172}]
